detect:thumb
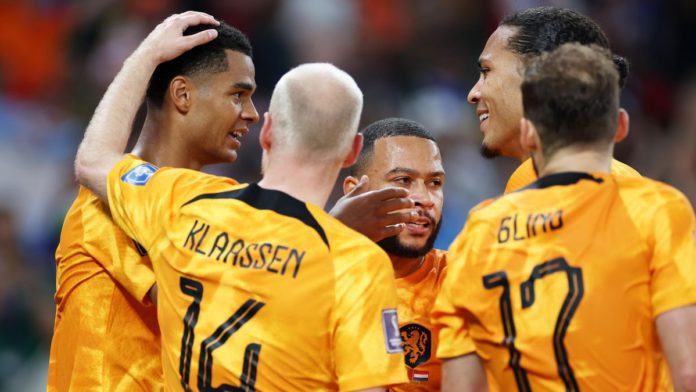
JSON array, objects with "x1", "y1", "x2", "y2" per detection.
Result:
[{"x1": 346, "y1": 175, "x2": 370, "y2": 196}]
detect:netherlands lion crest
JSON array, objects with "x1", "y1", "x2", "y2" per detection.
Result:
[{"x1": 400, "y1": 323, "x2": 431, "y2": 368}]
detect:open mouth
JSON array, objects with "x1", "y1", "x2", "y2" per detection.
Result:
[{"x1": 478, "y1": 113, "x2": 489, "y2": 123}]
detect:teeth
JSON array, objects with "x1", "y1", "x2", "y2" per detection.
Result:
[
  {"x1": 231, "y1": 132, "x2": 241, "y2": 139},
  {"x1": 479, "y1": 113, "x2": 489, "y2": 122}
]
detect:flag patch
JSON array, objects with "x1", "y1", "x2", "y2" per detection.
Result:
[{"x1": 413, "y1": 370, "x2": 429, "y2": 381}]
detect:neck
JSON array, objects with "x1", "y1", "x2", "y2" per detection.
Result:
[
  {"x1": 258, "y1": 155, "x2": 341, "y2": 209},
  {"x1": 391, "y1": 254, "x2": 425, "y2": 279},
  {"x1": 537, "y1": 146, "x2": 613, "y2": 177},
  {"x1": 131, "y1": 113, "x2": 204, "y2": 170}
]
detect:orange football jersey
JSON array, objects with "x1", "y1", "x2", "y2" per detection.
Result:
[
  {"x1": 107, "y1": 155, "x2": 408, "y2": 391},
  {"x1": 48, "y1": 185, "x2": 162, "y2": 391},
  {"x1": 435, "y1": 172, "x2": 696, "y2": 391},
  {"x1": 504, "y1": 158, "x2": 640, "y2": 194},
  {"x1": 390, "y1": 249, "x2": 447, "y2": 392}
]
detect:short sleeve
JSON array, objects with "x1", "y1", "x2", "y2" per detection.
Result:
[
  {"x1": 333, "y1": 245, "x2": 409, "y2": 391},
  {"x1": 433, "y1": 224, "x2": 478, "y2": 359},
  {"x1": 649, "y1": 190, "x2": 696, "y2": 317},
  {"x1": 107, "y1": 155, "x2": 237, "y2": 250}
]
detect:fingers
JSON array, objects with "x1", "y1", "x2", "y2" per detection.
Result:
[
  {"x1": 368, "y1": 186, "x2": 410, "y2": 202},
  {"x1": 176, "y1": 11, "x2": 219, "y2": 28},
  {"x1": 380, "y1": 210, "x2": 419, "y2": 226},
  {"x1": 376, "y1": 196, "x2": 415, "y2": 215},
  {"x1": 180, "y1": 29, "x2": 218, "y2": 51},
  {"x1": 378, "y1": 224, "x2": 406, "y2": 241},
  {"x1": 345, "y1": 175, "x2": 370, "y2": 197}
]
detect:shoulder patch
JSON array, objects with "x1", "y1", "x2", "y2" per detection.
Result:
[
  {"x1": 121, "y1": 163, "x2": 158, "y2": 186},
  {"x1": 382, "y1": 309, "x2": 403, "y2": 354}
]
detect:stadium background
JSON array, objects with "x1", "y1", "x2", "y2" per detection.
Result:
[{"x1": 0, "y1": 0, "x2": 694, "y2": 390}]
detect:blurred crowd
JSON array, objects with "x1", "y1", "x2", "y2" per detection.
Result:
[{"x1": 0, "y1": 0, "x2": 694, "y2": 390}]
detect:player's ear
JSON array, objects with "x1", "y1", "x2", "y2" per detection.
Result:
[
  {"x1": 170, "y1": 76, "x2": 192, "y2": 114},
  {"x1": 259, "y1": 112, "x2": 272, "y2": 152},
  {"x1": 340, "y1": 133, "x2": 363, "y2": 168},
  {"x1": 343, "y1": 175, "x2": 359, "y2": 195},
  {"x1": 614, "y1": 108, "x2": 630, "y2": 143},
  {"x1": 520, "y1": 117, "x2": 539, "y2": 152}
]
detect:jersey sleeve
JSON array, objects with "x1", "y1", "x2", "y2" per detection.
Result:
[
  {"x1": 333, "y1": 243, "x2": 409, "y2": 390},
  {"x1": 433, "y1": 221, "x2": 479, "y2": 359},
  {"x1": 649, "y1": 189, "x2": 696, "y2": 317},
  {"x1": 107, "y1": 155, "x2": 237, "y2": 250}
]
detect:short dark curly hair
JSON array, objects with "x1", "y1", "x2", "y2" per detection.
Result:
[
  {"x1": 145, "y1": 21, "x2": 252, "y2": 107},
  {"x1": 500, "y1": 7, "x2": 629, "y2": 88}
]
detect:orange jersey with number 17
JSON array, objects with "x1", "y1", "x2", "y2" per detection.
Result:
[{"x1": 435, "y1": 172, "x2": 696, "y2": 391}]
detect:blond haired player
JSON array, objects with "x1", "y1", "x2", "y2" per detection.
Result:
[
  {"x1": 466, "y1": 7, "x2": 639, "y2": 194},
  {"x1": 344, "y1": 118, "x2": 447, "y2": 391},
  {"x1": 50, "y1": 12, "x2": 416, "y2": 391},
  {"x1": 435, "y1": 44, "x2": 696, "y2": 391},
  {"x1": 72, "y1": 12, "x2": 408, "y2": 391}
]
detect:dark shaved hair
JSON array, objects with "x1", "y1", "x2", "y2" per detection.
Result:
[
  {"x1": 350, "y1": 118, "x2": 436, "y2": 177},
  {"x1": 146, "y1": 21, "x2": 252, "y2": 107}
]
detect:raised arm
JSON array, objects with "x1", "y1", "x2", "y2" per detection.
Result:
[{"x1": 74, "y1": 11, "x2": 219, "y2": 201}]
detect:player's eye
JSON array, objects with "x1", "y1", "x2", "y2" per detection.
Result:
[
  {"x1": 479, "y1": 67, "x2": 490, "y2": 77},
  {"x1": 393, "y1": 177, "x2": 412, "y2": 186},
  {"x1": 429, "y1": 178, "x2": 443, "y2": 188}
]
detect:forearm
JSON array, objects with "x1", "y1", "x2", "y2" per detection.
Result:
[
  {"x1": 74, "y1": 49, "x2": 159, "y2": 202},
  {"x1": 656, "y1": 305, "x2": 696, "y2": 392}
]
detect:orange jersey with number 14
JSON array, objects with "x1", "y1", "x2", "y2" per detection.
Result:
[
  {"x1": 107, "y1": 155, "x2": 408, "y2": 391},
  {"x1": 435, "y1": 172, "x2": 696, "y2": 391}
]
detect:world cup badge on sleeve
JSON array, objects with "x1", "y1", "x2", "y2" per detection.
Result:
[
  {"x1": 382, "y1": 309, "x2": 403, "y2": 354},
  {"x1": 121, "y1": 163, "x2": 158, "y2": 186}
]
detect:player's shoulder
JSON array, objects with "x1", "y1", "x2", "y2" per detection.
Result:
[
  {"x1": 117, "y1": 154, "x2": 239, "y2": 190},
  {"x1": 505, "y1": 159, "x2": 537, "y2": 194},
  {"x1": 308, "y1": 204, "x2": 392, "y2": 267},
  {"x1": 615, "y1": 175, "x2": 689, "y2": 207},
  {"x1": 610, "y1": 158, "x2": 640, "y2": 177},
  {"x1": 309, "y1": 205, "x2": 385, "y2": 253}
]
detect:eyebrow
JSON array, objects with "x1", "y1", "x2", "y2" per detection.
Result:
[
  {"x1": 232, "y1": 82, "x2": 256, "y2": 91},
  {"x1": 387, "y1": 167, "x2": 446, "y2": 177}
]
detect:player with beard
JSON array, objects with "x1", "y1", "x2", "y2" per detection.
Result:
[
  {"x1": 344, "y1": 118, "x2": 446, "y2": 391},
  {"x1": 467, "y1": 7, "x2": 640, "y2": 193}
]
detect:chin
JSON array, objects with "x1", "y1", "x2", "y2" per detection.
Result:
[{"x1": 480, "y1": 143, "x2": 501, "y2": 159}]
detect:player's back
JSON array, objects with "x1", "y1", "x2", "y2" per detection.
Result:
[
  {"x1": 151, "y1": 183, "x2": 406, "y2": 391},
  {"x1": 446, "y1": 172, "x2": 696, "y2": 391}
]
